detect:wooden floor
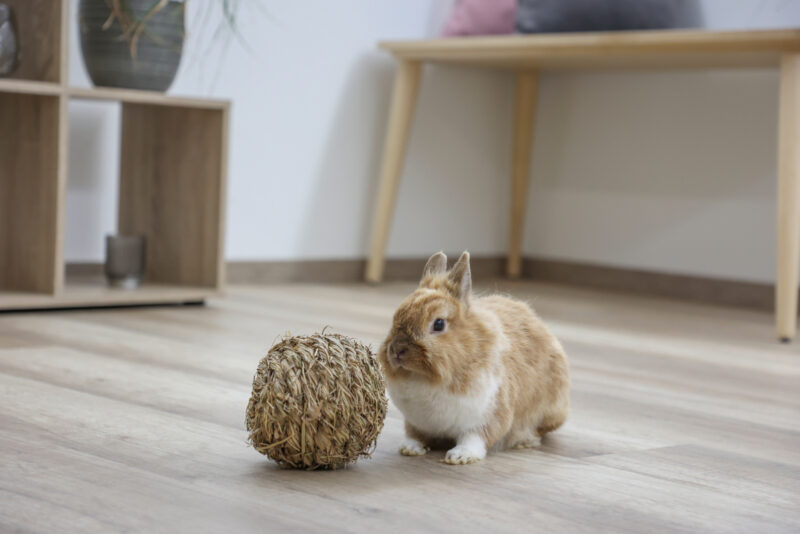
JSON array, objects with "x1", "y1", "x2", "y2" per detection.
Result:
[{"x1": 0, "y1": 281, "x2": 798, "y2": 533}]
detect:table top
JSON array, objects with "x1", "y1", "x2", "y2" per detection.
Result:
[{"x1": 380, "y1": 28, "x2": 800, "y2": 70}]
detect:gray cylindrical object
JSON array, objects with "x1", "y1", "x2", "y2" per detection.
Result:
[
  {"x1": 105, "y1": 235, "x2": 146, "y2": 289},
  {"x1": 0, "y1": 3, "x2": 18, "y2": 77},
  {"x1": 79, "y1": 0, "x2": 184, "y2": 92}
]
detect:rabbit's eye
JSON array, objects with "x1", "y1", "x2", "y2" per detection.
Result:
[{"x1": 432, "y1": 318, "x2": 445, "y2": 332}]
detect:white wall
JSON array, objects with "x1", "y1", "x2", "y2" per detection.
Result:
[
  {"x1": 66, "y1": 0, "x2": 511, "y2": 261},
  {"x1": 526, "y1": 0, "x2": 800, "y2": 283},
  {"x1": 65, "y1": 0, "x2": 800, "y2": 284}
]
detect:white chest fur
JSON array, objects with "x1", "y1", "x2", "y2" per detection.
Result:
[{"x1": 387, "y1": 372, "x2": 501, "y2": 439}]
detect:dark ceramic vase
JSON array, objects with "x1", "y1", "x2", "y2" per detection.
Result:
[
  {"x1": 0, "y1": 3, "x2": 18, "y2": 77},
  {"x1": 79, "y1": 0, "x2": 184, "y2": 92}
]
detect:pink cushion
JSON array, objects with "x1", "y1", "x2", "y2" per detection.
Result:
[{"x1": 442, "y1": 0, "x2": 517, "y2": 37}]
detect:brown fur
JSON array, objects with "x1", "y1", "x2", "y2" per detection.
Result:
[{"x1": 379, "y1": 251, "x2": 570, "y2": 458}]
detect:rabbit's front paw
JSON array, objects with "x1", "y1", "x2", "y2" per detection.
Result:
[
  {"x1": 443, "y1": 434, "x2": 486, "y2": 465},
  {"x1": 399, "y1": 438, "x2": 428, "y2": 456},
  {"x1": 443, "y1": 445, "x2": 484, "y2": 465}
]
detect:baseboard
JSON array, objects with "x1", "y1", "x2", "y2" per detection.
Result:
[
  {"x1": 522, "y1": 258, "x2": 778, "y2": 312},
  {"x1": 225, "y1": 256, "x2": 507, "y2": 284},
  {"x1": 226, "y1": 259, "x2": 365, "y2": 284},
  {"x1": 65, "y1": 263, "x2": 104, "y2": 277},
  {"x1": 66, "y1": 257, "x2": 782, "y2": 313},
  {"x1": 66, "y1": 258, "x2": 503, "y2": 284}
]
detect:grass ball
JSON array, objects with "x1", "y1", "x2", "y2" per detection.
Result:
[{"x1": 246, "y1": 332, "x2": 388, "y2": 470}]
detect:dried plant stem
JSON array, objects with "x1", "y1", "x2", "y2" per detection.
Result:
[{"x1": 102, "y1": 0, "x2": 186, "y2": 58}]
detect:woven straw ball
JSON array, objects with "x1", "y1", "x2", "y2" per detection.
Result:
[{"x1": 246, "y1": 333, "x2": 388, "y2": 470}]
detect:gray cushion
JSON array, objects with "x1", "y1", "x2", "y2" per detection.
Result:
[{"x1": 516, "y1": 0, "x2": 703, "y2": 34}]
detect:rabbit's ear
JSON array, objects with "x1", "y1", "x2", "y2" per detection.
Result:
[
  {"x1": 421, "y1": 251, "x2": 447, "y2": 281},
  {"x1": 448, "y1": 251, "x2": 472, "y2": 304}
]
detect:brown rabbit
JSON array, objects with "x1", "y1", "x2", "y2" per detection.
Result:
[{"x1": 379, "y1": 251, "x2": 570, "y2": 465}]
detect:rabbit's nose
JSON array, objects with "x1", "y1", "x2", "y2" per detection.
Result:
[{"x1": 391, "y1": 342, "x2": 408, "y2": 361}]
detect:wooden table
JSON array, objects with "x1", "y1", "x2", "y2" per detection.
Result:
[{"x1": 366, "y1": 28, "x2": 800, "y2": 341}]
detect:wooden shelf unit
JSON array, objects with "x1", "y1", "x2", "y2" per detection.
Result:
[{"x1": 0, "y1": 0, "x2": 229, "y2": 310}]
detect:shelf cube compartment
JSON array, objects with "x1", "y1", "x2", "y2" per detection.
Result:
[
  {"x1": 0, "y1": 92, "x2": 64, "y2": 294},
  {"x1": 3, "y1": 0, "x2": 65, "y2": 83},
  {"x1": 118, "y1": 103, "x2": 228, "y2": 289}
]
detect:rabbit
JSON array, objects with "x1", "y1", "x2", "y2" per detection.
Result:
[{"x1": 379, "y1": 251, "x2": 570, "y2": 465}]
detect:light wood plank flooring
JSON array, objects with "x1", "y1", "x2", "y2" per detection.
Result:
[{"x1": 0, "y1": 281, "x2": 798, "y2": 533}]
